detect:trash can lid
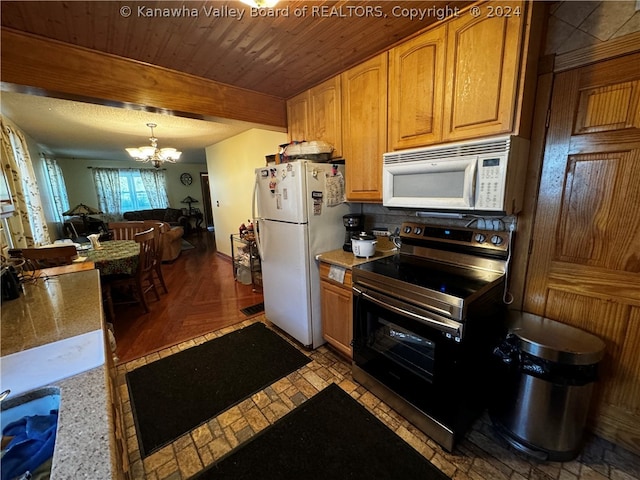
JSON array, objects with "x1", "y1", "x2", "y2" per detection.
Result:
[{"x1": 507, "y1": 311, "x2": 606, "y2": 365}]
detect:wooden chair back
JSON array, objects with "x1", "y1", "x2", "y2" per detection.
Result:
[
  {"x1": 140, "y1": 221, "x2": 168, "y2": 294},
  {"x1": 19, "y1": 245, "x2": 78, "y2": 270},
  {"x1": 102, "y1": 227, "x2": 160, "y2": 314},
  {"x1": 108, "y1": 221, "x2": 148, "y2": 240},
  {"x1": 135, "y1": 227, "x2": 158, "y2": 279},
  {"x1": 141, "y1": 220, "x2": 165, "y2": 254}
]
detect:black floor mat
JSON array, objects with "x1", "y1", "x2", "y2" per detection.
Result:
[
  {"x1": 191, "y1": 383, "x2": 450, "y2": 480},
  {"x1": 240, "y1": 302, "x2": 264, "y2": 316},
  {"x1": 126, "y1": 322, "x2": 310, "y2": 458}
]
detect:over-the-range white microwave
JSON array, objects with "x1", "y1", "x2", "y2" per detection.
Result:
[{"x1": 382, "y1": 135, "x2": 530, "y2": 214}]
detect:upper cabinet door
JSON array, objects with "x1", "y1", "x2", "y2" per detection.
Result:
[
  {"x1": 388, "y1": 25, "x2": 446, "y2": 150},
  {"x1": 443, "y1": 1, "x2": 526, "y2": 141},
  {"x1": 287, "y1": 92, "x2": 309, "y2": 143},
  {"x1": 309, "y1": 77, "x2": 343, "y2": 158},
  {"x1": 342, "y1": 53, "x2": 388, "y2": 202}
]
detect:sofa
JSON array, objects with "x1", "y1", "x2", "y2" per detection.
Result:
[
  {"x1": 123, "y1": 208, "x2": 189, "y2": 229},
  {"x1": 150, "y1": 221, "x2": 184, "y2": 262},
  {"x1": 112, "y1": 219, "x2": 184, "y2": 262}
]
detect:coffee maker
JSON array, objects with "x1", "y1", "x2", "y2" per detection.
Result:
[{"x1": 343, "y1": 214, "x2": 364, "y2": 252}]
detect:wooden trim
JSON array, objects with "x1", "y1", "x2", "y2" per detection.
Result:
[
  {"x1": 554, "y1": 31, "x2": 640, "y2": 73},
  {"x1": 216, "y1": 251, "x2": 232, "y2": 262},
  {"x1": 509, "y1": 71, "x2": 554, "y2": 310},
  {"x1": 0, "y1": 29, "x2": 287, "y2": 129},
  {"x1": 31, "y1": 262, "x2": 96, "y2": 278}
]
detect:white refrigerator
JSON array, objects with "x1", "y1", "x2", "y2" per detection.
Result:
[{"x1": 253, "y1": 160, "x2": 349, "y2": 348}]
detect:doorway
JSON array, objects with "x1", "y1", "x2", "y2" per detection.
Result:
[{"x1": 200, "y1": 172, "x2": 214, "y2": 229}]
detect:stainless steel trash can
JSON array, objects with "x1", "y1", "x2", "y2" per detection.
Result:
[{"x1": 490, "y1": 311, "x2": 606, "y2": 461}]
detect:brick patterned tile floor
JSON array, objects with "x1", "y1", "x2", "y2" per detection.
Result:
[{"x1": 115, "y1": 317, "x2": 640, "y2": 480}]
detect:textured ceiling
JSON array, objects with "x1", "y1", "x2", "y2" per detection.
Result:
[{"x1": 1, "y1": 91, "x2": 259, "y2": 163}]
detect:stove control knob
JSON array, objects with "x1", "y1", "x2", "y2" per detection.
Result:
[
  {"x1": 490, "y1": 235, "x2": 504, "y2": 246},
  {"x1": 474, "y1": 233, "x2": 486, "y2": 244},
  {"x1": 404, "y1": 226, "x2": 412, "y2": 234},
  {"x1": 414, "y1": 227, "x2": 423, "y2": 235}
]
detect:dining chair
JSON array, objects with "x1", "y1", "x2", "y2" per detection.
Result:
[
  {"x1": 103, "y1": 227, "x2": 160, "y2": 314},
  {"x1": 142, "y1": 220, "x2": 169, "y2": 294},
  {"x1": 18, "y1": 245, "x2": 79, "y2": 270},
  {"x1": 108, "y1": 221, "x2": 147, "y2": 240},
  {"x1": 109, "y1": 220, "x2": 168, "y2": 294}
]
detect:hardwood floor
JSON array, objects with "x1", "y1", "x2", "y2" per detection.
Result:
[{"x1": 111, "y1": 230, "x2": 263, "y2": 364}]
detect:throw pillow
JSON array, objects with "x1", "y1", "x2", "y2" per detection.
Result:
[{"x1": 164, "y1": 209, "x2": 180, "y2": 223}]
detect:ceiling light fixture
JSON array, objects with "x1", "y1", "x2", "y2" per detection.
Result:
[
  {"x1": 126, "y1": 123, "x2": 181, "y2": 168},
  {"x1": 239, "y1": 0, "x2": 279, "y2": 8}
]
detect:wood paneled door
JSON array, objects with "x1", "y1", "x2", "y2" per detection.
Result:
[{"x1": 524, "y1": 53, "x2": 640, "y2": 454}]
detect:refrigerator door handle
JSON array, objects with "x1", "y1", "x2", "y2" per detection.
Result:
[
  {"x1": 255, "y1": 219, "x2": 265, "y2": 260},
  {"x1": 252, "y1": 171, "x2": 259, "y2": 223},
  {"x1": 252, "y1": 174, "x2": 265, "y2": 260}
]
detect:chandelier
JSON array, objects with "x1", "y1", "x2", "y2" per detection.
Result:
[
  {"x1": 240, "y1": 0, "x2": 279, "y2": 8},
  {"x1": 126, "y1": 123, "x2": 181, "y2": 168}
]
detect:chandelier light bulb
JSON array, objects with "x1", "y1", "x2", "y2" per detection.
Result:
[
  {"x1": 240, "y1": 0, "x2": 279, "y2": 8},
  {"x1": 126, "y1": 123, "x2": 181, "y2": 168}
]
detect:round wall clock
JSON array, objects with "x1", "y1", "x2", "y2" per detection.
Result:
[{"x1": 180, "y1": 173, "x2": 193, "y2": 185}]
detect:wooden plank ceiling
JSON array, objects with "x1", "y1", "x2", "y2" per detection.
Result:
[{"x1": 0, "y1": 0, "x2": 472, "y2": 99}]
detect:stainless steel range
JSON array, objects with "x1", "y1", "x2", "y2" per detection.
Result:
[{"x1": 352, "y1": 222, "x2": 510, "y2": 452}]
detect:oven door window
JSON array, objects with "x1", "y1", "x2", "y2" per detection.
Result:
[
  {"x1": 353, "y1": 291, "x2": 463, "y2": 408},
  {"x1": 372, "y1": 318, "x2": 435, "y2": 383}
]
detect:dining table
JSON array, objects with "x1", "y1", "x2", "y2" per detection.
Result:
[{"x1": 83, "y1": 239, "x2": 140, "y2": 276}]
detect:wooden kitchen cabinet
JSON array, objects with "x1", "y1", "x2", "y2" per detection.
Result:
[
  {"x1": 388, "y1": 24, "x2": 446, "y2": 150},
  {"x1": 309, "y1": 77, "x2": 342, "y2": 158},
  {"x1": 286, "y1": 91, "x2": 309, "y2": 143},
  {"x1": 319, "y1": 261, "x2": 353, "y2": 359},
  {"x1": 286, "y1": 76, "x2": 342, "y2": 158},
  {"x1": 106, "y1": 333, "x2": 131, "y2": 480},
  {"x1": 442, "y1": 0, "x2": 528, "y2": 141},
  {"x1": 388, "y1": 1, "x2": 540, "y2": 149},
  {"x1": 342, "y1": 52, "x2": 388, "y2": 202}
]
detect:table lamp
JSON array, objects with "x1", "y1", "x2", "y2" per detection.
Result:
[
  {"x1": 62, "y1": 203, "x2": 103, "y2": 233},
  {"x1": 181, "y1": 196, "x2": 199, "y2": 214}
]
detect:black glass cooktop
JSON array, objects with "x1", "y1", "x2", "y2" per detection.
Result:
[{"x1": 355, "y1": 254, "x2": 504, "y2": 300}]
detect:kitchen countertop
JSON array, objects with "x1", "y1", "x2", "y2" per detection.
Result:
[
  {"x1": 316, "y1": 236, "x2": 397, "y2": 269},
  {"x1": 0, "y1": 270, "x2": 117, "y2": 479},
  {"x1": 1, "y1": 269, "x2": 105, "y2": 356}
]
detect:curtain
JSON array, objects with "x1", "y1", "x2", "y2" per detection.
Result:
[
  {"x1": 43, "y1": 155, "x2": 70, "y2": 224},
  {"x1": 92, "y1": 167, "x2": 121, "y2": 222},
  {"x1": 139, "y1": 168, "x2": 169, "y2": 208},
  {"x1": 1, "y1": 116, "x2": 51, "y2": 247}
]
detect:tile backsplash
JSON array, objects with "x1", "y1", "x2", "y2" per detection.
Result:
[{"x1": 347, "y1": 203, "x2": 516, "y2": 234}]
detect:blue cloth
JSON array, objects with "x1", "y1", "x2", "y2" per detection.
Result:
[{"x1": 1, "y1": 413, "x2": 58, "y2": 480}]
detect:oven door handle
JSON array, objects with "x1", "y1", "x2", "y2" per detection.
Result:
[{"x1": 353, "y1": 286, "x2": 463, "y2": 339}]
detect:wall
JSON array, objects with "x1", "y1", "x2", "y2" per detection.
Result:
[
  {"x1": 544, "y1": 1, "x2": 640, "y2": 55},
  {"x1": 56, "y1": 157, "x2": 205, "y2": 220},
  {"x1": 205, "y1": 128, "x2": 288, "y2": 257}
]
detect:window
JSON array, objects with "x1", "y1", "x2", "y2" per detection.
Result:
[
  {"x1": 119, "y1": 170, "x2": 152, "y2": 211},
  {"x1": 93, "y1": 167, "x2": 168, "y2": 217}
]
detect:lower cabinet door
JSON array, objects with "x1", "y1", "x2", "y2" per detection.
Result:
[{"x1": 320, "y1": 279, "x2": 353, "y2": 359}]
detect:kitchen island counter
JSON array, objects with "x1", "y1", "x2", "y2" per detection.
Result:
[{"x1": 0, "y1": 269, "x2": 119, "y2": 480}]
